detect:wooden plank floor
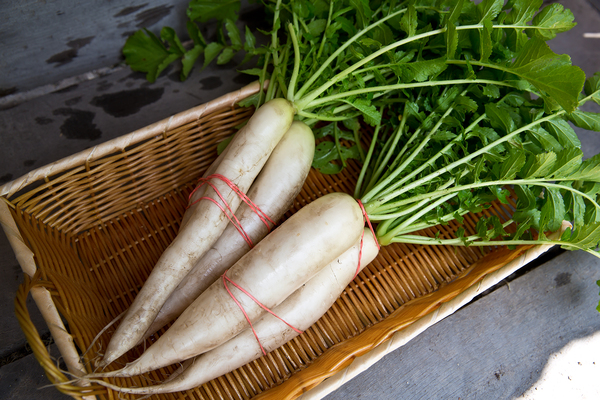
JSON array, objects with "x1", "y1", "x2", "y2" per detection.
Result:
[
  {"x1": 1, "y1": 1, "x2": 600, "y2": 399},
  {"x1": 322, "y1": 249, "x2": 600, "y2": 399}
]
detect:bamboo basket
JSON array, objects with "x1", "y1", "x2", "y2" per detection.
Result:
[{"x1": 1, "y1": 81, "x2": 562, "y2": 400}]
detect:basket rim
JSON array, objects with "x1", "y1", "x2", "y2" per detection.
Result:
[{"x1": 0, "y1": 81, "x2": 262, "y2": 200}]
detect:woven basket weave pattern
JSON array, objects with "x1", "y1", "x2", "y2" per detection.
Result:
[{"x1": 4, "y1": 85, "x2": 529, "y2": 400}]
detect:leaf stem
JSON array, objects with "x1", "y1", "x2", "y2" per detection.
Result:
[
  {"x1": 364, "y1": 112, "x2": 487, "y2": 204},
  {"x1": 354, "y1": 118, "x2": 383, "y2": 198},
  {"x1": 296, "y1": 110, "x2": 361, "y2": 121},
  {"x1": 302, "y1": 79, "x2": 517, "y2": 110},
  {"x1": 293, "y1": 7, "x2": 409, "y2": 102},
  {"x1": 362, "y1": 110, "x2": 567, "y2": 207},
  {"x1": 287, "y1": 23, "x2": 301, "y2": 102},
  {"x1": 388, "y1": 235, "x2": 575, "y2": 250},
  {"x1": 377, "y1": 192, "x2": 459, "y2": 245},
  {"x1": 294, "y1": 22, "x2": 563, "y2": 110}
]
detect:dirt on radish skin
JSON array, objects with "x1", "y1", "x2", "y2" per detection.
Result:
[
  {"x1": 99, "y1": 98, "x2": 295, "y2": 367},
  {"x1": 90, "y1": 192, "x2": 364, "y2": 377},
  {"x1": 143, "y1": 121, "x2": 315, "y2": 340}
]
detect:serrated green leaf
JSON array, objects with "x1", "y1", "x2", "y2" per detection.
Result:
[
  {"x1": 570, "y1": 190, "x2": 586, "y2": 229},
  {"x1": 187, "y1": 21, "x2": 206, "y2": 46},
  {"x1": 584, "y1": 202, "x2": 600, "y2": 225},
  {"x1": 122, "y1": 29, "x2": 174, "y2": 83},
  {"x1": 505, "y1": 38, "x2": 585, "y2": 112},
  {"x1": 436, "y1": 86, "x2": 462, "y2": 111},
  {"x1": 238, "y1": 68, "x2": 264, "y2": 77},
  {"x1": 506, "y1": 0, "x2": 543, "y2": 26},
  {"x1": 312, "y1": 141, "x2": 342, "y2": 174},
  {"x1": 307, "y1": 19, "x2": 327, "y2": 37},
  {"x1": 400, "y1": 4, "x2": 417, "y2": 37},
  {"x1": 585, "y1": 72, "x2": 600, "y2": 97},
  {"x1": 349, "y1": 0, "x2": 373, "y2": 29},
  {"x1": 187, "y1": 0, "x2": 240, "y2": 23},
  {"x1": 181, "y1": 45, "x2": 204, "y2": 79},
  {"x1": 237, "y1": 92, "x2": 260, "y2": 108},
  {"x1": 332, "y1": 6, "x2": 354, "y2": 20},
  {"x1": 522, "y1": 152, "x2": 557, "y2": 179},
  {"x1": 543, "y1": 118, "x2": 581, "y2": 149},
  {"x1": 529, "y1": 3, "x2": 576, "y2": 40},
  {"x1": 204, "y1": 42, "x2": 224, "y2": 67},
  {"x1": 568, "y1": 153, "x2": 600, "y2": 182},
  {"x1": 492, "y1": 186, "x2": 511, "y2": 204},
  {"x1": 342, "y1": 117, "x2": 361, "y2": 133},
  {"x1": 312, "y1": 140, "x2": 360, "y2": 175},
  {"x1": 500, "y1": 149, "x2": 527, "y2": 180},
  {"x1": 224, "y1": 19, "x2": 242, "y2": 49},
  {"x1": 455, "y1": 95, "x2": 478, "y2": 113},
  {"x1": 431, "y1": 131, "x2": 457, "y2": 142},
  {"x1": 402, "y1": 58, "x2": 449, "y2": 83},
  {"x1": 446, "y1": 22, "x2": 458, "y2": 60},
  {"x1": 476, "y1": 217, "x2": 488, "y2": 238},
  {"x1": 485, "y1": 103, "x2": 515, "y2": 134},
  {"x1": 540, "y1": 187, "x2": 565, "y2": 232},
  {"x1": 568, "y1": 111, "x2": 600, "y2": 132},
  {"x1": 527, "y1": 126, "x2": 563, "y2": 153},
  {"x1": 514, "y1": 207, "x2": 542, "y2": 230},
  {"x1": 512, "y1": 217, "x2": 533, "y2": 241},
  {"x1": 551, "y1": 148, "x2": 583, "y2": 178},
  {"x1": 482, "y1": 84, "x2": 500, "y2": 98},
  {"x1": 215, "y1": 46, "x2": 233, "y2": 63},
  {"x1": 340, "y1": 144, "x2": 362, "y2": 160},
  {"x1": 340, "y1": 98, "x2": 381, "y2": 126},
  {"x1": 562, "y1": 221, "x2": 600, "y2": 250},
  {"x1": 359, "y1": 37, "x2": 382, "y2": 50},
  {"x1": 480, "y1": 18, "x2": 493, "y2": 63},
  {"x1": 156, "y1": 53, "x2": 182, "y2": 80},
  {"x1": 514, "y1": 185, "x2": 538, "y2": 211},
  {"x1": 244, "y1": 26, "x2": 256, "y2": 51},
  {"x1": 477, "y1": 0, "x2": 504, "y2": 23},
  {"x1": 160, "y1": 27, "x2": 185, "y2": 55},
  {"x1": 446, "y1": 0, "x2": 464, "y2": 25}
]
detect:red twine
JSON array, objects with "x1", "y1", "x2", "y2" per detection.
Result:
[
  {"x1": 355, "y1": 200, "x2": 381, "y2": 280},
  {"x1": 188, "y1": 172, "x2": 380, "y2": 355},
  {"x1": 188, "y1": 173, "x2": 301, "y2": 356},
  {"x1": 222, "y1": 272, "x2": 303, "y2": 356},
  {"x1": 187, "y1": 174, "x2": 276, "y2": 248}
]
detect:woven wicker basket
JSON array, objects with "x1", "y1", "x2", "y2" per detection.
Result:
[{"x1": 1, "y1": 82, "x2": 563, "y2": 400}]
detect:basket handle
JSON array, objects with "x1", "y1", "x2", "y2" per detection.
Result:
[{"x1": 14, "y1": 272, "x2": 105, "y2": 399}]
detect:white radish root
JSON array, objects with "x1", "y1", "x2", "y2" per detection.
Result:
[
  {"x1": 99, "y1": 98, "x2": 294, "y2": 366},
  {"x1": 90, "y1": 228, "x2": 379, "y2": 394},
  {"x1": 143, "y1": 121, "x2": 315, "y2": 340},
  {"x1": 91, "y1": 192, "x2": 364, "y2": 377}
]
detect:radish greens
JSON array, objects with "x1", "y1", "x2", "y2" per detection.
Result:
[{"x1": 122, "y1": 0, "x2": 600, "y2": 270}]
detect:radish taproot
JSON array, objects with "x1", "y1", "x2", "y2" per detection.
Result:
[
  {"x1": 91, "y1": 228, "x2": 378, "y2": 393},
  {"x1": 91, "y1": 192, "x2": 364, "y2": 377},
  {"x1": 142, "y1": 121, "x2": 315, "y2": 340},
  {"x1": 99, "y1": 98, "x2": 294, "y2": 366}
]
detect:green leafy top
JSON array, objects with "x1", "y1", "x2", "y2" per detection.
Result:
[
  {"x1": 121, "y1": 0, "x2": 600, "y2": 259},
  {"x1": 122, "y1": 0, "x2": 260, "y2": 82}
]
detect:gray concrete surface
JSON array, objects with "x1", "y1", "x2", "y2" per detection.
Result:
[{"x1": 1, "y1": 1, "x2": 600, "y2": 399}]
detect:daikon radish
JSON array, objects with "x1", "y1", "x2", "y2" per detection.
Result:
[
  {"x1": 91, "y1": 229, "x2": 378, "y2": 394},
  {"x1": 143, "y1": 121, "x2": 315, "y2": 339},
  {"x1": 91, "y1": 192, "x2": 364, "y2": 377},
  {"x1": 100, "y1": 98, "x2": 294, "y2": 366}
]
